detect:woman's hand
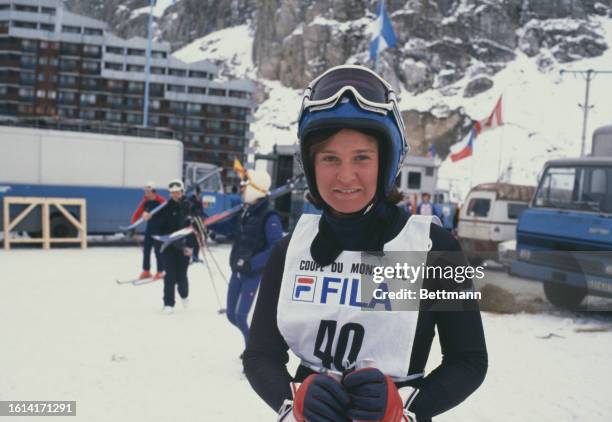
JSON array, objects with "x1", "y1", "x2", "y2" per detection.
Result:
[
  {"x1": 183, "y1": 247, "x2": 193, "y2": 257},
  {"x1": 342, "y1": 368, "x2": 404, "y2": 422},
  {"x1": 292, "y1": 374, "x2": 351, "y2": 422}
]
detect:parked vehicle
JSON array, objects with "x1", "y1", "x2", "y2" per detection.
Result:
[
  {"x1": 497, "y1": 239, "x2": 516, "y2": 273},
  {"x1": 457, "y1": 183, "x2": 534, "y2": 264},
  {"x1": 0, "y1": 126, "x2": 235, "y2": 237},
  {"x1": 512, "y1": 152, "x2": 612, "y2": 308}
]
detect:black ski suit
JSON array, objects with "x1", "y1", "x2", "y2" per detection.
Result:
[
  {"x1": 243, "y1": 205, "x2": 487, "y2": 421},
  {"x1": 155, "y1": 197, "x2": 196, "y2": 307}
]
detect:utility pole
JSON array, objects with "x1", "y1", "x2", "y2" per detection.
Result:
[
  {"x1": 560, "y1": 68, "x2": 612, "y2": 156},
  {"x1": 142, "y1": 0, "x2": 155, "y2": 127}
]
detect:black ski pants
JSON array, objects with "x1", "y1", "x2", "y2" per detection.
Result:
[{"x1": 162, "y1": 247, "x2": 190, "y2": 307}]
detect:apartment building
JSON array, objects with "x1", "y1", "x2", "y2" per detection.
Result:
[{"x1": 0, "y1": 0, "x2": 256, "y2": 187}]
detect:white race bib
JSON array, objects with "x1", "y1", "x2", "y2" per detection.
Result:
[{"x1": 277, "y1": 214, "x2": 434, "y2": 381}]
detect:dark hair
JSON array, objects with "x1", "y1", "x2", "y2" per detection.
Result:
[{"x1": 304, "y1": 128, "x2": 404, "y2": 210}]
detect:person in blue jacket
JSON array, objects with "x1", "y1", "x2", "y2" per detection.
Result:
[{"x1": 227, "y1": 169, "x2": 283, "y2": 352}]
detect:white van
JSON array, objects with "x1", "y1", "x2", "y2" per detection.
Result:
[{"x1": 458, "y1": 183, "x2": 534, "y2": 264}]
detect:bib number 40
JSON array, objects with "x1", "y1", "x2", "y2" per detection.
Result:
[{"x1": 313, "y1": 320, "x2": 364, "y2": 371}]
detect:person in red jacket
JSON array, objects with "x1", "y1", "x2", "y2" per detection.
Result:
[{"x1": 131, "y1": 182, "x2": 166, "y2": 279}]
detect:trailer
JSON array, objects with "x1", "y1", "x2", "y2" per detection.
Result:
[{"x1": 0, "y1": 126, "x2": 182, "y2": 236}]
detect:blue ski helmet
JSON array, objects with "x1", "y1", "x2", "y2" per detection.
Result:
[{"x1": 297, "y1": 65, "x2": 409, "y2": 204}]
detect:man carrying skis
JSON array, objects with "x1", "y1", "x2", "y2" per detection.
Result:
[
  {"x1": 155, "y1": 179, "x2": 197, "y2": 314},
  {"x1": 131, "y1": 182, "x2": 165, "y2": 280},
  {"x1": 227, "y1": 169, "x2": 283, "y2": 353}
]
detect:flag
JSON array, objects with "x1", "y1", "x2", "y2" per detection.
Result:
[
  {"x1": 450, "y1": 127, "x2": 477, "y2": 162},
  {"x1": 475, "y1": 95, "x2": 503, "y2": 135},
  {"x1": 233, "y1": 158, "x2": 246, "y2": 179},
  {"x1": 427, "y1": 144, "x2": 437, "y2": 158},
  {"x1": 369, "y1": 0, "x2": 396, "y2": 63}
]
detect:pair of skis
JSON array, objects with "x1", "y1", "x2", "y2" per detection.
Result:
[
  {"x1": 115, "y1": 276, "x2": 162, "y2": 286},
  {"x1": 153, "y1": 175, "x2": 304, "y2": 251}
]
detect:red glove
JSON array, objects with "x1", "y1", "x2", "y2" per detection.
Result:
[{"x1": 342, "y1": 368, "x2": 404, "y2": 422}]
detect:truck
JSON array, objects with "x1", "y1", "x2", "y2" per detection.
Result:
[
  {"x1": 512, "y1": 125, "x2": 612, "y2": 308},
  {"x1": 0, "y1": 126, "x2": 234, "y2": 237},
  {"x1": 458, "y1": 183, "x2": 534, "y2": 265}
]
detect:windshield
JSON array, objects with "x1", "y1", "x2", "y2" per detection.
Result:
[{"x1": 534, "y1": 166, "x2": 612, "y2": 214}]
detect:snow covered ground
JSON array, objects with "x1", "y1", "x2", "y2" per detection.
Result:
[{"x1": 1, "y1": 246, "x2": 611, "y2": 421}]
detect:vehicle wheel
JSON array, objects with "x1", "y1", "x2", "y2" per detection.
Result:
[
  {"x1": 50, "y1": 214, "x2": 78, "y2": 238},
  {"x1": 543, "y1": 281, "x2": 586, "y2": 309}
]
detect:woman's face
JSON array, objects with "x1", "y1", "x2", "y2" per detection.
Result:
[{"x1": 313, "y1": 129, "x2": 379, "y2": 214}]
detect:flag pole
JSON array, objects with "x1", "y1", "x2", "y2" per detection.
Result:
[{"x1": 496, "y1": 94, "x2": 504, "y2": 181}]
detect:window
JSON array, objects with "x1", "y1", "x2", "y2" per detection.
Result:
[
  {"x1": 59, "y1": 58, "x2": 78, "y2": 71},
  {"x1": 60, "y1": 43, "x2": 80, "y2": 55},
  {"x1": 127, "y1": 64, "x2": 144, "y2": 72},
  {"x1": 126, "y1": 97, "x2": 143, "y2": 108},
  {"x1": 425, "y1": 167, "x2": 435, "y2": 177},
  {"x1": 83, "y1": 45, "x2": 100, "y2": 55},
  {"x1": 229, "y1": 90, "x2": 248, "y2": 99},
  {"x1": 82, "y1": 61, "x2": 100, "y2": 72},
  {"x1": 20, "y1": 55, "x2": 36, "y2": 68},
  {"x1": 207, "y1": 104, "x2": 222, "y2": 114},
  {"x1": 507, "y1": 203, "x2": 528, "y2": 220},
  {"x1": 534, "y1": 166, "x2": 612, "y2": 214},
  {"x1": 169, "y1": 101, "x2": 184, "y2": 112},
  {"x1": 36, "y1": 89, "x2": 45, "y2": 98},
  {"x1": 467, "y1": 198, "x2": 491, "y2": 218},
  {"x1": 105, "y1": 62, "x2": 123, "y2": 71},
  {"x1": 47, "y1": 90, "x2": 56, "y2": 100},
  {"x1": 208, "y1": 120, "x2": 221, "y2": 130},
  {"x1": 127, "y1": 81, "x2": 144, "y2": 92},
  {"x1": 148, "y1": 115, "x2": 160, "y2": 125},
  {"x1": 149, "y1": 99, "x2": 160, "y2": 110},
  {"x1": 407, "y1": 172, "x2": 421, "y2": 189},
  {"x1": 12, "y1": 21, "x2": 37, "y2": 29},
  {"x1": 188, "y1": 86, "x2": 206, "y2": 94},
  {"x1": 167, "y1": 84, "x2": 185, "y2": 93},
  {"x1": 81, "y1": 78, "x2": 98, "y2": 88},
  {"x1": 169, "y1": 116, "x2": 183, "y2": 127},
  {"x1": 58, "y1": 75, "x2": 77, "y2": 86},
  {"x1": 127, "y1": 48, "x2": 145, "y2": 56},
  {"x1": 41, "y1": 7, "x2": 56, "y2": 15},
  {"x1": 189, "y1": 70, "x2": 208, "y2": 78},
  {"x1": 21, "y1": 39, "x2": 37, "y2": 52},
  {"x1": 38, "y1": 57, "x2": 48, "y2": 65},
  {"x1": 79, "y1": 109, "x2": 96, "y2": 119},
  {"x1": 37, "y1": 73, "x2": 46, "y2": 82},
  {"x1": 186, "y1": 103, "x2": 202, "y2": 113},
  {"x1": 150, "y1": 83, "x2": 164, "y2": 95},
  {"x1": 40, "y1": 23, "x2": 54, "y2": 32},
  {"x1": 15, "y1": 4, "x2": 38, "y2": 12},
  {"x1": 58, "y1": 91, "x2": 76, "y2": 103},
  {"x1": 80, "y1": 93, "x2": 96, "y2": 105},
  {"x1": 108, "y1": 80, "x2": 123, "y2": 91},
  {"x1": 62, "y1": 25, "x2": 81, "y2": 34},
  {"x1": 84, "y1": 27, "x2": 103, "y2": 36},
  {"x1": 106, "y1": 111, "x2": 121, "y2": 122},
  {"x1": 126, "y1": 113, "x2": 141, "y2": 124},
  {"x1": 106, "y1": 95, "x2": 122, "y2": 107},
  {"x1": 106, "y1": 46, "x2": 124, "y2": 55},
  {"x1": 58, "y1": 107, "x2": 77, "y2": 118},
  {"x1": 151, "y1": 50, "x2": 166, "y2": 59},
  {"x1": 169, "y1": 68, "x2": 186, "y2": 77},
  {"x1": 20, "y1": 73, "x2": 35, "y2": 84},
  {"x1": 186, "y1": 119, "x2": 203, "y2": 129},
  {"x1": 150, "y1": 66, "x2": 165, "y2": 75},
  {"x1": 209, "y1": 88, "x2": 226, "y2": 96}
]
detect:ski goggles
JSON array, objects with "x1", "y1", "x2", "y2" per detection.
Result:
[{"x1": 298, "y1": 65, "x2": 408, "y2": 145}]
